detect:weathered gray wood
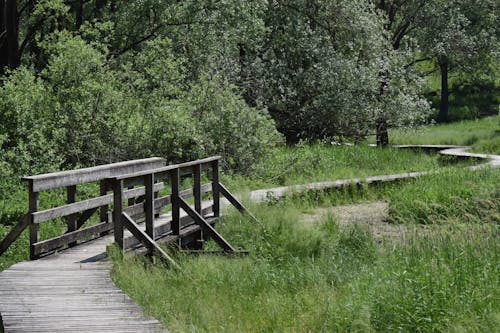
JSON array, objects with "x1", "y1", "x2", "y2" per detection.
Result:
[
  {"x1": 144, "y1": 174, "x2": 155, "y2": 242},
  {"x1": 29, "y1": 185, "x2": 40, "y2": 260},
  {"x1": 99, "y1": 180, "x2": 110, "y2": 237},
  {"x1": 171, "y1": 168, "x2": 180, "y2": 236},
  {"x1": 22, "y1": 157, "x2": 165, "y2": 192},
  {"x1": 179, "y1": 197, "x2": 235, "y2": 252},
  {"x1": 75, "y1": 207, "x2": 99, "y2": 230},
  {"x1": 33, "y1": 222, "x2": 114, "y2": 256},
  {"x1": 0, "y1": 237, "x2": 167, "y2": 332},
  {"x1": 32, "y1": 183, "x2": 165, "y2": 224},
  {"x1": 0, "y1": 214, "x2": 29, "y2": 256},
  {"x1": 66, "y1": 185, "x2": 77, "y2": 246},
  {"x1": 212, "y1": 160, "x2": 220, "y2": 217},
  {"x1": 122, "y1": 213, "x2": 180, "y2": 269},
  {"x1": 218, "y1": 183, "x2": 259, "y2": 223},
  {"x1": 123, "y1": 206, "x2": 214, "y2": 250},
  {"x1": 115, "y1": 156, "x2": 221, "y2": 186},
  {"x1": 113, "y1": 179, "x2": 124, "y2": 250},
  {"x1": 193, "y1": 164, "x2": 202, "y2": 215}
]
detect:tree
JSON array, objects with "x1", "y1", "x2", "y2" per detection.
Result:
[{"x1": 415, "y1": 0, "x2": 498, "y2": 123}]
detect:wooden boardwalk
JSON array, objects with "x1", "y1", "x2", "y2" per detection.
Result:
[
  {"x1": 1, "y1": 146, "x2": 498, "y2": 332},
  {"x1": 0, "y1": 235, "x2": 167, "y2": 332}
]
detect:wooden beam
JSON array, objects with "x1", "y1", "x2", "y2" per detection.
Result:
[
  {"x1": 66, "y1": 185, "x2": 77, "y2": 246},
  {"x1": 0, "y1": 214, "x2": 29, "y2": 256},
  {"x1": 22, "y1": 157, "x2": 165, "y2": 192},
  {"x1": 144, "y1": 174, "x2": 155, "y2": 242},
  {"x1": 178, "y1": 197, "x2": 235, "y2": 252},
  {"x1": 75, "y1": 207, "x2": 99, "y2": 230},
  {"x1": 29, "y1": 184, "x2": 39, "y2": 260},
  {"x1": 33, "y1": 221, "x2": 114, "y2": 256},
  {"x1": 32, "y1": 183, "x2": 164, "y2": 224},
  {"x1": 122, "y1": 213, "x2": 180, "y2": 270},
  {"x1": 212, "y1": 160, "x2": 220, "y2": 217},
  {"x1": 218, "y1": 183, "x2": 259, "y2": 223},
  {"x1": 113, "y1": 179, "x2": 124, "y2": 250},
  {"x1": 171, "y1": 168, "x2": 180, "y2": 236}
]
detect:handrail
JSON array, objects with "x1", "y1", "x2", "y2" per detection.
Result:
[
  {"x1": 22, "y1": 157, "x2": 165, "y2": 192},
  {"x1": 109, "y1": 157, "x2": 221, "y2": 252}
]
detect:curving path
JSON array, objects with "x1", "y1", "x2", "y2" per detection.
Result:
[{"x1": 0, "y1": 145, "x2": 498, "y2": 332}]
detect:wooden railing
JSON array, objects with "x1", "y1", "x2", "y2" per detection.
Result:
[
  {"x1": 1, "y1": 155, "x2": 253, "y2": 262},
  {"x1": 108, "y1": 156, "x2": 252, "y2": 266},
  {"x1": 0, "y1": 158, "x2": 165, "y2": 259}
]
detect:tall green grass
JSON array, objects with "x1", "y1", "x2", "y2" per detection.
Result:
[
  {"x1": 111, "y1": 168, "x2": 500, "y2": 332},
  {"x1": 383, "y1": 116, "x2": 500, "y2": 154},
  {"x1": 224, "y1": 144, "x2": 464, "y2": 191}
]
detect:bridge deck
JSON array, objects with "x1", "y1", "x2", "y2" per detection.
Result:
[{"x1": 0, "y1": 233, "x2": 167, "y2": 333}]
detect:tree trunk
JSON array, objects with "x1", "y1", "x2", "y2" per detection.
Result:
[
  {"x1": 74, "y1": 0, "x2": 84, "y2": 29},
  {"x1": 438, "y1": 57, "x2": 449, "y2": 123},
  {"x1": 0, "y1": 0, "x2": 19, "y2": 74},
  {"x1": 0, "y1": 0, "x2": 7, "y2": 75},
  {"x1": 376, "y1": 118, "x2": 389, "y2": 147}
]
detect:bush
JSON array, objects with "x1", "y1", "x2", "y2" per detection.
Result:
[{"x1": 187, "y1": 78, "x2": 283, "y2": 173}]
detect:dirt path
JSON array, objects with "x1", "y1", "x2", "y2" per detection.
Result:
[{"x1": 301, "y1": 201, "x2": 411, "y2": 242}]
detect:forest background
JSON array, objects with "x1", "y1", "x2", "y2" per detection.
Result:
[{"x1": 0, "y1": 0, "x2": 498, "y2": 177}]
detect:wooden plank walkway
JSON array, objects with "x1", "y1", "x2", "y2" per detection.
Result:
[
  {"x1": 0, "y1": 235, "x2": 167, "y2": 333},
  {"x1": 1, "y1": 145, "x2": 498, "y2": 332}
]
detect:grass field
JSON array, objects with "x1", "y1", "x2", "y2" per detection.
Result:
[
  {"x1": 111, "y1": 168, "x2": 500, "y2": 332},
  {"x1": 384, "y1": 115, "x2": 500, "y2": 154}
]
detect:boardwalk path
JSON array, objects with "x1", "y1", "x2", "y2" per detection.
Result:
[{"x1": 1, "y1": 146, "x2": 499, "y2": 332}]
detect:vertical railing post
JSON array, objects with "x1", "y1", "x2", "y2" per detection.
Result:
[
  {"x1": 193, "y1": 164, "x2": 202, "y2": 215},
  {"x1": 113, "y1": 179, "x2": 124, "y2": 250},
  {"x1": 28, "y1": 180, "x2": 40, "y2": 260},
  {"x1": 170, "y1": 168, "x2": 180, "y2": 237},
  {"x1": 193, "y1": 163, "x2": 204, "y2": 248},
  {"x1": 66, "y1": 185, "x2": 77, "y2": 246},
  {"x1": 211, "y1": 159, "x2": 220, "y2": 217},
  {"x1": 145, "y1": 173, "x2": 155, "y2": 241},
  {"x1": 99, "y1": 179, "x2": 110, "y2": 236}
]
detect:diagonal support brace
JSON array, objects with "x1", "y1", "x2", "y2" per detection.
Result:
[
  {"x1": 178, "y1": 197, "x2": 236, "y2": 252},
  {"x1": 121, "y1": 212, "x2": 181, "y2": 270}
]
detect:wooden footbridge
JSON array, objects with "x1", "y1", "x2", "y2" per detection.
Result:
[
  {"x1": 0, "y1": 156, "x2": 253, "y2": 332},
  {"x1": 0, "y1": 146, "x2": 498, "y2": 332}
]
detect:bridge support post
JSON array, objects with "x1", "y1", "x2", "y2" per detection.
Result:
[
  {"x1": 113, "y1": 179, "x2": 124, "y2": 250},
  {"x1": 211, "y1": 160, "x2": 220, "y2": 217},
  {"x1": 28, "y1": 181, "x2": 40, "y2": 260}
]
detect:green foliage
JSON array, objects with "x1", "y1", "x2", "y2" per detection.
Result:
[
  {"x1": 0, "y1": 67, "x2": 61, "y2": 174},
  {"x1": 382, "y1": 115, "x2": 500, "y2": 154},
  {"x1": 389, "y1": 169, "x2": 500, "y2": 225}
]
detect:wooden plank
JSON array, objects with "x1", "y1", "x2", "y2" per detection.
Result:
[
  {"x1": 123, "y1": 206, "x2": 214, "y2": 249},
  {"x1": 75, "y1": 207, "x2": 99, "y2": 230},
  {"x1": 32, "y1": 183, "x2": 164, "y2": 224},
  {"x1": 113, "y1": 179, "x2": 124, "y2": 250},
  {"x1": 219, "y1": 183, "x2": 259, "y2": 222},
  {"x1": 22, "y1": 157, "x2": 165, "y2": 192},
  {"x1": 115, "y1": 156, "x2": 221, "y2": 181},
  {"x1": 122, "y1": 213, "x2": 180, "y2": 269},
  {"x1": 66, "y1": 185, "x2": 77, "y2": 246},
  {"x1": 144, "y1": 174, "x2": 155, "y2": 241},
  {"x1": 29, "y1": 185, "x2": 40, "y2": 260},
  {"x1": 171, "y1": 168, "x2": 180, "y2": 236},
  {"x1": 33, "y1": 222, "x2": 114, "y2": 256},
  {"x1": 179, "y1": 197, "x2": 235, "y2": 252},
  {"x1": 212, "y1": 160, "x2": 220, "y2": 217},
  {"x1": 0, "y1": 214, "x2": 29, "y2": 256},
  {"x1": 193, "y1": 165, "x2": 202, "y2": 214}
]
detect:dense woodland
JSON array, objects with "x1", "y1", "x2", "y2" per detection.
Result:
[{"x1": 0, "y1": 0, "x2": 498, "y2": 176}]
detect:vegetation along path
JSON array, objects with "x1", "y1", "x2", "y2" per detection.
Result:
[{"x1": 0, "y1": 145, "x2": 498, "y2": 332}]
